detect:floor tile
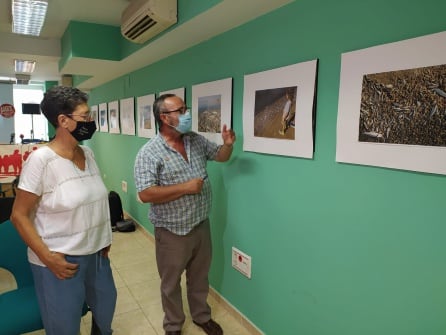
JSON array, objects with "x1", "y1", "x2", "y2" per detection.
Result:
[
  {"x1": 114, "y1": 285, "x2": 141, "y2": 316},
  {"x1": 112, "y1": 309, "x2": 158, "y2": 335},
  {"x1": 115, "y1": 258, "x2": 159, "y2": 286},
  {"x1": 16, "y1": 228, "x2": 259, "y2": 334}
]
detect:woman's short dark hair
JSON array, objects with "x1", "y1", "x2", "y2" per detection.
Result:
[
  {"x1": 40, "y1": 86, "x2": 89, "y2": 127},
  {"x1": 153, "y1": 93, "x2": 175, "y2": 131}
]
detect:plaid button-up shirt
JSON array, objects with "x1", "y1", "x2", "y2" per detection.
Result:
[{"x1": 134, "y1": 132, "x2": 220, "y2": 235}]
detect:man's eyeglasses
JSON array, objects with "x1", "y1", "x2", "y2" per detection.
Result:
[
  {"x1": 66, "y1": 111, "x2": 93, "y2": 121},
  {"x1": 162, "y1": 106, "x2": 190, "y2": 115}
]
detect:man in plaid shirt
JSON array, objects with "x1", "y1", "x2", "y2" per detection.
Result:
[{"x1": 134, "y1": 94, "x2": 235, "y2": 335}]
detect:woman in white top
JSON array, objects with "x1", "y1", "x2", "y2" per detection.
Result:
[{"x1": 11, "y1": 86, "x2": 116, "y2": 335}]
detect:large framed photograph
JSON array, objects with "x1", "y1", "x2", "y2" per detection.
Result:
[
  {"x1": 243, "y1": 60, "x2": 318, "y2": 158},
  {"x1": 120, "y1": 97, "x2": 135, "y2": 136},
  {"x1": 108, "y1": 100, "x2": 120, "y2": 134},
  {"x1": 137, "y1": 94, "x2": 156, "y2": 138},
  {"x1": 159, "y1": 87, "x2": 185, "y2": 101},
  {"x1": 336, "y1": 31, "x2": 446, "y2": 175},
  {"x1": 99, "y1": 102, "x2": 108, "y2": 132},
  {"x1": 192, "y1": 78, "x2": 232, "y2": 144}
]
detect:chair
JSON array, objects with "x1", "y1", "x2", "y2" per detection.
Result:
[
  {"x1": 0, "y1": 217, "x2": 91, "y2": 334},
  {"x1": 0, "y1": 197, "x2": 14, "y2": 223},
  {"x1": 0, "y1": 177, "x2": 18, "y2": 198},
  {"x1": 0, "y1": 219, "x2": 43, "y2": 334}
]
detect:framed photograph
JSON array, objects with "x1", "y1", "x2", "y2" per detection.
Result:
[
  {"x1": 336, "y1": 31, "x2": 446, "y2": 175},
  {"x1": 192, "y1": 78, "x2": 232, "y2": 144},
  {"x1": 108, "y1": 100, "x2": 120, "y2": 134},
  {"x1": 90, "y1": 105, "x2": 99, "y2": 131},
  {"x1": 120, "y1": 97, "x2": 135, "y2": 136},
  {"x1": 137, "y1": 94, "x2": 156, "y2": 138},
  {"x1": 243, "y1": 59, "x2": 318, "y2": 158},
  {"x1": 99, "y1": 103, "x2": 108, "y2": 132},
  {"x1": 159, "y1": 87, "x2": 185, "y2": 101}
]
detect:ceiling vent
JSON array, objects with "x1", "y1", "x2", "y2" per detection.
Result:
[
  {"x1": 16, "y1": 74, "x2": 30, "y2": 85},
  {"x1": 121, "y1": 0, "x2": 177, "y2": 44}
]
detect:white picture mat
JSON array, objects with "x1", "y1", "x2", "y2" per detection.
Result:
[
  {"x1": 99, "y1": 103, "x2": 108, "y2": 132},
  {"x1": 120, "y1": 97, "x2": 135, "y2": 136},
  {"x1": 108, "y1": 100, "x2": 120, "y2": 134},
  {"x1": 159, "y1": 87, "x2": 185, "y2": 101},
  {"x1": 192, "y1": 78, "x2": 232, "y2": 144},
  {"x1": 336, "y1": 31, "x2": 446, "y2": 175},
  {"x1": 137, "y1": 94, "x2": 156, "y2": 138},
  {"x1": 243, "y1": 60, "x2": 317, "y2": 158}
]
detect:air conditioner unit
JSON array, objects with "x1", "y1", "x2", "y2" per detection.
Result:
[{"x1": 121, "y1": 0, "x2": 177, "y2": 44}]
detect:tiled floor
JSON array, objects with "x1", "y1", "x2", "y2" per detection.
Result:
[{"x1": 17, "y1": 226, "x2": 257, "y2": 335}]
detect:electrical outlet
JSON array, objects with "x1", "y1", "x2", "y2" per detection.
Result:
[
  {"x1": 121, "y1": 180, "x2": 127, "y2": 193},
  {"x1": 232, "y1": 247, "x2": 251, "y2": 279}
]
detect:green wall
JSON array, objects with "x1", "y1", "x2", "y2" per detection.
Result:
[{"x1": 86, "y1": 0, "x2": 446, "y2": 334}]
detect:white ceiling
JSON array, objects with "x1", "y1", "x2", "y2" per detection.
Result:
[{"x1": 0, "y1": 0, "x2": 292, "y2": 90}]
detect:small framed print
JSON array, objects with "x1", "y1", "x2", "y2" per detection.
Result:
[
  {"x1": 99, "y1": 103, "x2": 108, "y2": 132},
  {"x1": 90, "y1": 105, "x2": 99, "y2": 131},
  {"x1": 120, "y1": 97, "x2": 135, "y2": 136},
  {"x1": 108, "y1": 100, "x2": 120, "y2": 134},
  {"x1": 243, "y1": 59, "x2": 318, "y2": 158},
  {"x1": 137, "y1": 94, "x2": 156, "y2": 138},
  {"x1": 192, "y1": 78, "x2": 232, "y2": 144}
]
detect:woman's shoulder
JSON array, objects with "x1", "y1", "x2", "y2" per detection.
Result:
[
  {"x1": 26, "y1": 145, "x2": 53, "y2": 161},
  {"x1": 21, "y1": 145, "x2": 54, "y2": 173}
]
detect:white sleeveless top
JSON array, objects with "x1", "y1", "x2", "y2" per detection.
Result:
[{"x1": 18, "y1": 145, "x2": 112, "y2": 266}]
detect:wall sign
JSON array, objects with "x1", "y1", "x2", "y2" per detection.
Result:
[{"x1": 0, "y1": 103, "x2": 15, "y2": 118}]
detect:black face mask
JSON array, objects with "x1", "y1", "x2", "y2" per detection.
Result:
[{"x1": 70, "y1": 121, "x2": 97, "y2": 141}]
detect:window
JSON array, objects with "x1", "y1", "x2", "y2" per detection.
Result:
[{"x1": 13, "y1": 86, "x2": 48, "y2": 143}]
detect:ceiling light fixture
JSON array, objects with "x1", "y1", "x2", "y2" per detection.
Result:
[
  {"x1": 12, "y1": 0, "x2": 48, "y2": 36},
  {"x1": 14, "y1": 59, "x2": 36, "y2": 73},
  {"x1": 0, "y1": 76, "x2": 17, "y2": 84}
]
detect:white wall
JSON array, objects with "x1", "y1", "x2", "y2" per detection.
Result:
[{"x1": 0, "y1": 83, "x2": 14, "y2": 143}]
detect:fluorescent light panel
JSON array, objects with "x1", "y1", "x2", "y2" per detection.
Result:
[
  {"x1": 12, "y1": 0, "x2": 48, "y2": 36},
  {"x1": 15, "y1": 59, "x2": 36, "y2": 73},
  {"x1": 0, "y1": 76, "x2": 17, "y2": 84}
]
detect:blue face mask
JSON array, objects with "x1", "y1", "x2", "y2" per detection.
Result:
[{"x1": 173, "y1": 111, "x2": 192, "y2": 134}]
